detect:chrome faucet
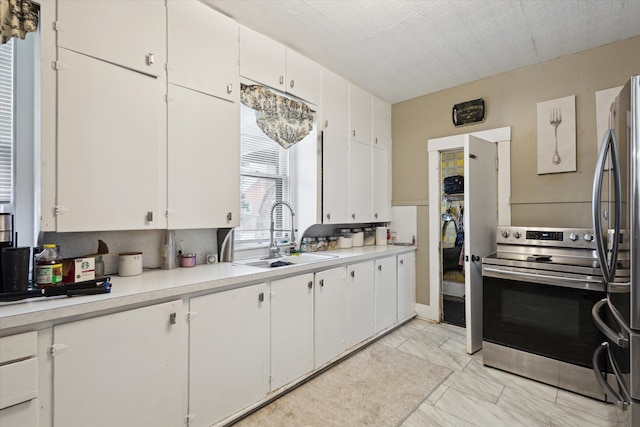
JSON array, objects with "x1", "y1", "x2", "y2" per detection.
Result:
[{"x1": 266, "y1": 201, "x2": 295, "y2": 259}]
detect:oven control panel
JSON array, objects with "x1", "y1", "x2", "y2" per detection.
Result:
[{"x1": 496, "y1": 226, "x2": 598, "y2": 249}]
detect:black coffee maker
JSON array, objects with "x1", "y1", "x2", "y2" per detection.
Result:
[{"x1": 0, "y1": 213, "x2": 30, "y2": 293}]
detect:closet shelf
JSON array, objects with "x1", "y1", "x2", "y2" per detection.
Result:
[{"x1": 443, "y1": 193, "x2": 464, "y2": 201}]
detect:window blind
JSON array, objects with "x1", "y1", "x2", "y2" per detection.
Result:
[
  {"x1": 237, "y1": 103, "x2": 290, "y2": 243},
  {"x1": 0, "y1": 39, "x2": 13, "y2": 205}
]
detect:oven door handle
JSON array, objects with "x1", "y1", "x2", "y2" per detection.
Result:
[
  {"x1": 483, "y1": 267, "x2": 597, "y2": 284},
  {"x1": 592, "y1": 299, "x2": 629, "y2": 348},
  {"x1": 592, "y1": 342, "x2": 631, "y2": 410}
]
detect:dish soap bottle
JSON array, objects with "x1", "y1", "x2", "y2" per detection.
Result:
[{"x1": 36, "y1": 244, "x2": 63, "y2": 288}]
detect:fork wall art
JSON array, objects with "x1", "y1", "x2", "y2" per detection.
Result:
[{"x1": 536, "y1": 95, "x2": 576, "y2": 174}]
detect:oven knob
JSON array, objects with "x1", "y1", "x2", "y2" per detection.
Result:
[
  {"x1": 501, "y1": 230, "x2": 510, "y2": 238},
  {"x1": 513, "y1": 231, "x2": 521, "y2": 239},
  {"x1": 584, "y1": 233, "x2": 594, "y2": 242},
  {"x1": 569, "y1": 233, "x2": 578, "y2": 241}
]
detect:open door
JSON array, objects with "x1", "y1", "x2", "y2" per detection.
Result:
[{"x1": 464, "y1": 135, "x2": 497, "y2": 354}]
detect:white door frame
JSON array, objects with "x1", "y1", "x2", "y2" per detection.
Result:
[{"x1": 416, "y1": 127, "x2": 511, "y2": 323}]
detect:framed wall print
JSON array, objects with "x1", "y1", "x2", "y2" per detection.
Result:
[{"x1": 536, "y1": 95, "x2": 576, "y2": 174}]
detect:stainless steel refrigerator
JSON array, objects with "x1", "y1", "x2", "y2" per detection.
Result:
[{"x1": 591, "y1": 75, "x2": 639, "y2": 425}]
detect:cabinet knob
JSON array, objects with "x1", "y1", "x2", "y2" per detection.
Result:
[
  {"x1": 290, "y1": 79, "x2": 295, "y2": 89},
  {"x1": 400, "y1": 259, "x2": 404, "y2": 265},
  {"x1": 352, "y1": 213, "x2": 356, "y2": 220},
  {"x1": 169, "y1": 312, "x2": 177, "y2": 325},
  {"x1": 320, "y1": 279, "x2": 324, "y2": 287},
  {"x1": 227, "y1": 212, "x2": 233, "y2": 221},
  {"x1": 324, "y1": 120, "x2": 328, "y2": 128},
  {"x1": 308, "y1": 281, "x2": 313, "y2": 289},
  {"x1": 378, "y1": 265, "x2": 382, "y2": 271},
  {"x1": 227, "y1": 83, "x2": 233, "y2": 94},
  {"x1": 374, "y1": 213, "x2": 378, "y2": 219},
  {"x1": 146, "y1": 211, "x2": 153, "y2": 222},
  {"x1": 375, "y1": 137, "x2": 378, "y2": 144},
  {"x1": 258, "y1": 292, "x2": 264, "y2": 302},
  {"x1": 146, "y1": 53, "x2": 155, "y2": 65},
  {"x1": 279, "y1": 76, "x2": 284, "y2": 85},
  {"x1": 352, "y1": 130, "x2": 356, "y2": 137},
  {"x1": 351, "y1": 270, "x2": 355, "y2": 278},
  {"x1": 326, "y1": 213, "x2": 331, "y2": 220}
]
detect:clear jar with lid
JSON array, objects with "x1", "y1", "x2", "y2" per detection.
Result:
[
  {"x1": 351, "y1": 228, "x2": 364, "y2": 247},
  {"x1": 327, "y1": 236, "x2": 339, "y2": 250},
  {"x1": 363, "y1": 227, "x2": 376, "y2": 246},
  {"x1": 301, "y1": 237, "x2": 317, "y2": 252},
  {"x1": 316, "y1": 237, "x2": 328, "y2": 251},
  {"x1": 338, "y1": 229, "x2": 353, "y2": 249},
  {"x1": 36, "y1": 244, "x2": 63, "y2": 288}
]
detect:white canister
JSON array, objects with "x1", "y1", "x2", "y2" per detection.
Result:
[
  {"x1": 119, "y1": 252, "x2": 143, "y2": 277},
  {"x1": 376, "y1": 227, "x2": 388, "y2": 246},
  {"x1": 338, "y1": 236, "x2": 353, "y2": 249},
  {"x1": 351, "y1": 229, "x2": 364, "y2": 247}
]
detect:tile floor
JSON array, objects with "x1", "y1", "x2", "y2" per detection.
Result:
[{"x1": 380, "y1": 318, "x2": 623, "y2": 427}]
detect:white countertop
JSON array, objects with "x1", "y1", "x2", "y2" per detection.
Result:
[{"x1": 0, "y1": 245, "x2": 415, "y2": 335}]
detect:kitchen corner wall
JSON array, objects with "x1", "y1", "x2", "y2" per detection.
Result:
[{"x1": 392, "y1": 35, "x2": 640, "y2": 306}]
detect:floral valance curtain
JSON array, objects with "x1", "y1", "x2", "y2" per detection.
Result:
[
  {"x1": 240, "y1": 84, "x2": 316, "y2": 149},
  {"x1": 1, "y1": 0, "x2": 39, "y2": 45}
]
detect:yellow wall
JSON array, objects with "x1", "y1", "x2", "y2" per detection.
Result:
[{"x1": 392, "y1": 35, "x2": 640, "y2": 305}]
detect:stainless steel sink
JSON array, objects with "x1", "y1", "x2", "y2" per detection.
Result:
[{"x1": 234, "y1": 253, "x2": 337, "y2": 269}]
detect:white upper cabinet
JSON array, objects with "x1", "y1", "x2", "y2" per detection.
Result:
[
  {"x1": 239, "y1": 26, "x2": 319, "y2": 104},
  {"x1": 321, "y1": 69, "x2": 349, "y2": 224},
  {"x1": 372, "y1": 146, "x2": 391, "y2": 222},
  {"x1": 167, "y1": 84, "x2": 239, "y2": 229},
  {"x1": 167, "y1": 1, "x2": 238, "y2": 101},
  {"x1": 348, "y1": 84, "x2": 372, "y2": 145},
  {"x1": 349, "y1": 140, "x2": 372, "y2": 223},
  {"x1": 57, "y1": 0, "x2": 165, "y2": 77},
  {"x1": 372, "y1": 97, "x2": 391, "y2": 150},
  {"x1": 56, "y1": 49, "x2": 166, "y2": 232}
]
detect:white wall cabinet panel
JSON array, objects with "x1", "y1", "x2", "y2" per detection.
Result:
[
  {"x1": 57, "y1": 0, "x2": 165, "y2": 77},
  {"x1": 52, "y1": 301, "x2": 184, "y2": 427},
  {"x1": 239, "y1": 26, "x2": 286, "y2": 92},
  {"x1": 286, "y1": 49, "x2": 320, "y2": 105},
  {"x1": 397, "y1": 252, "x2": 416, "y2": 321},
  {"x1": 0, "y1": 400, "x2": 37, "y2": 427},
  {"x1": 56, "y1": 49, "x2": 165, "y2": 231},
  {"x1": 372, "y1": 146, "x2": 391, "y2": 222},
  {"x1": 346, "y1": 261, "x2": 375, "y2": 348},
  {"x1": 167, "y1": 0, "x2": 238, "y2": 101},
  {"x1": 314, "y1": 267, "x2": 346, "y2": 368},
  {"x1": 167, "y1": 84, "x2": 239, "y2": 229},
  {"x1": 321, "y1": 69, "x2": 349, "y2": 224},
  {"x1": 372, "y1": 97, "x2": 391, "y2": 150},
  {"x1": 375, "y1": 256, "x2": 398, "y2": 333},
  {"x1": 349, "y1": 140, "x2": 372, "y2": 223},
  {"x1": 189, "y1": 284, "x2": 270, "y2": 427},
  {"x1": 348, "y1": 84, "x2": 372, "y2": 145},
  {"x1": 271, "y1": 274, "x2": 314, "y2": 391}
]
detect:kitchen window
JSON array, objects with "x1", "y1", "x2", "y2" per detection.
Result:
[
  {"x1": 0, "y1": 38, "x2": 14, "y2": 208},
  {"x1": 236, "y1": 103, "x2": 291, "y2": 246}
]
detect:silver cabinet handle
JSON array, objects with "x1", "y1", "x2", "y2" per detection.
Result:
[
  {"x1": 320, "y1": 279, "x2": 324, "y2": 287},
  {"x1": 290, "y1": 79, "x2": 295, "y2": 88},
  {"x1": 258, "y1": 292, "x2": 264, "y2": 302},
  {"x1": 374, "y1": 213, "x2": 378, "y2": 219},
  {"x1": 146, "y1": 53, "x2": 155, "y2": 65},
  {"x1": 378, "y1": 265, "x2": 382, "y2": 271},
  {"x1": 324, "y1": 120, "x2": 328, "y2": 128},
  {"x1": 350, "y1": 270, "x2": 355, "y2": 278},
  {"x1": 375, "y1": 137, "x2": 378, "y2": 144},
  {"x1": 227, "y1": 212, "x2": 232, "y2": 221},
  {"x1": 169, "y1": 312, "x2": 177, "y2": 325},
  {"x1": 279, "y1": 76, "x2": 284, "y2": 85},
  {"x1": 351, "y1": 213, "x2": 356, "y2": 220},
  {"x1": 308, "y1": 281, "x2": 313, "y2": 289},
  {"x1": 326, "y1": 213, "x2": 331, "y2": 220},
  {"x1": 400, "y1": 259, "x2": 404, "y2": 265},
  {"x1": 227, "y1": 83, "x2": 233, "y2": 94},
  {"x1": 352, "y1": 130, "x2": 356, "y2": 137},
  {"x1": 146, "y1": 211, "x2": 153, "y2": 222}
]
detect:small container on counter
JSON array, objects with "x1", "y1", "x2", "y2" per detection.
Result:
[
  {"x1": 351, "y1": 228, "x2": 364, "y2": 247},
  {"x1": 376, "y1": 227, "x2": 388, "y2": 246},
  {"x1": 316, "y1": 237, "x2": 328, "y2": 251},
  {"x1": 338, "y1": 229, "x2": 353, "y2": 249},
  {"x1": 36, "y1": 244, "x2": 63, "y2": 288},
  {"x1": 363, "y1": 228, "x2": 376, "y2": 246},
  {"x1": 119, "y1": 252, "x2": 143, "y2": 277},
  {"x1": 300, "y1": 237, "x2": 317, "y2": 252},
  {"x1": 180, "y1": 253, "x2": 196, "y2": 268},
  {"x1": 327, "y1": 236, "x2": 339, "y2": 250}
]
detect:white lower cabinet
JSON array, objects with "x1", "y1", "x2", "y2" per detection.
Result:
[
  {"x1": 270, "y1": 273, "x2": 314, "y2": 391},
  {"x1": 346, "y1": 261, "x2": 375, "y2": 348},
  {"x1": 188, "y1": 283, "x2": 270, "y2": 427},
  {"x1": 375, "y1": 256, "x2": 398, "y2": 333},
  {"x1": 398, "y1": 252, "x2": 416, "y2": 321},
  {"x1": 314, "y1": 267, "x2": 347, "y2": 368},
  {"x1": 52, "y1": 300, "x2": 184, "y2": 427}
]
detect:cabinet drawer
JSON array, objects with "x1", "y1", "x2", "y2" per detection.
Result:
[
  {"x1": 0, "y1": 357, "x2": 38, "y2": 409},
  {"x1": 0, "y1": 399, "x2": 38, "y2": 427},
  {"x1": 0, "y1": 331, "x2": 37, "y2": 364}
]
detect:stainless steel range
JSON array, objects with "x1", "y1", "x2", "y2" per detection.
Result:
[{"x1": 482, "y1": 226, "x2": 630, "y2": 400}]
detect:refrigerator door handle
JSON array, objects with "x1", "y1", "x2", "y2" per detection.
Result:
[
  {"x1": 592, "y1": 129, "x2": 622, "y2": 283},
  {"x1": 592, "y1": 342, "x2": 631, "y2": 410},
  {"x1": 608, "y1": 281, "x2": 631, "y2": 294},
  {"x1": 592, "y1": 298, "x2": 629, "y2": 348}
]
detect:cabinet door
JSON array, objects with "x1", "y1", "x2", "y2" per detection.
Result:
[
  {"x1": 349, "y1": 140, "x2": 372, "y2": 223},
  {"x1": 57, "y1": 0, "x2": 165, "y2": 77},
  {"x1": 397, "y1": 252, "x2": 416, "y2": 321},
  {"x1": 167, "y1": 84, "x2": 240, "y2": 229},
  {"x1": 321, "y1": 69, "x2": 349, "y2": 224},
  {"x1": 372, "y1": 97, "x2": 391, "y2": 150},
  {"x1": 52, "y1": 301, "x2": 184, "y2": 427},
  {"x1": 375, "y1": 256, "x2": 398, "y2": 333},
  {"x1": 57, "y1": 49, "x2": 165, "y2": 231},
  {"x1": 189, "y1": 284, "x2": 270, "y2": 427},
  {"x1": 286, "y1": 49, "x2": 319, "y2": 105},
  {"x1": 346, "y1": 261, "x2": 375, "y2": 348},
  {"x1": 348, "y1": 84, "x2": 372, "y2": 145},
  {"x1": 239, "y1": 26, "x2": 286, "y2": 91},
  {"x1": 167, "y1": 0, "x2": 238, "y2": 101},
  {"x1": 271, "y1": 273, "x2": 314, "y2": 390},
  {"x1": 372, "y1": 146, "x2": 391, "y2": 222},
  {"x1": 314, "y1": 267, "x2": 346, "y2": 368}
]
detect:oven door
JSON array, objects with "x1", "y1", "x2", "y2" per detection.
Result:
[{"x1": 483, "y1": 275, "x2": 606, "y2": 368}]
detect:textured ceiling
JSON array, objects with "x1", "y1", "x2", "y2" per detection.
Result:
[{"x1": 204, "y1": 0, "x2": 640, "y2": 104}]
